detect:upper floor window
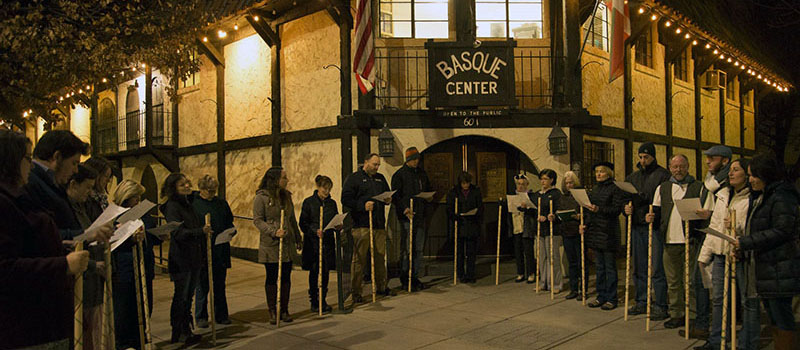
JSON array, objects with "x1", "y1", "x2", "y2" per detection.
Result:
[
  {"x1": 180, "y1": 49, "x2": 200, "y2": 89},
  {"x1": 379, "y1": 0, "x2": 449, "y2": 38},
  {"x1": 726, "y1": 77, "x2": 736, "y2": 101},
  {"x1": 634, "y1": 26, "x2": 653, "y2": 68},
  {"x1": 477, "y1": 0, "x2": 543, "y2": 38},
  {"x1": 582, "y1": 2, "x2": 608, "y2": 51},
  {"x1": 674, "y1": 47, "x2": 689, "y2": 82},
  {"x1": 743, "y1": 90, "x2": 751, "y2": 106}
]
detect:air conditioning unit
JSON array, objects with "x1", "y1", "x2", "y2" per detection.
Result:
[{"x1": 702, "y1": 69, "x2": 726, "y2": 90}]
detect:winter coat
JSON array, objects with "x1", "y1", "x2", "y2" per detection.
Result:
[
  {"x1": 112, "y1": 215, "x2": 160, "y2": 283},
  {"x1": 625, "y1": 162, "x2": 670, "y2": 226},
  {"x1": 192, "y1": 195, "x2": 235, "y2": 269},
  {"x1": 391, "y1": 164, "x2": 432, "y2": 227},
  {"x1": 740, "y1": 181, "x2": 800, "y2": 298},
  {"x1": 446, "y1": 184, "x2": 483, "y2": 240},
  {"x1": 341, "y1": 169, "x2": 391, "y2": 229},
  {"x1": 24, "y1": 162, "x2": 83, "y2": 240},
  {"x1": 585, "y1": 179, "x2": 628, "y2": 252},
  {"x1": 559, "y1": 189, "x2": 582, "y2": 237},
  {"x1": 698, "y1": 186, "x2": 749, "y2": 264},
  {"x1": 503, "y1": 191, "x2": 536, "y2": 239},
  {"x1": 531, "y1": 188, "x2": 562, "y2": 237},
  {"x1": 299, "y1": 191, "x2": 339, "y2": 270},
  {"x1": 161, "y1": 196, "x2": 205, "y2": 275},
  {"x1": 253, "y1": 189, "x2": 302, "y2": 264},
  {"x1": 0, "y1": 184, "x2": 72, "y2": 349}
]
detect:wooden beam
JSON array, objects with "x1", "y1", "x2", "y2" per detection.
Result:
[
  {"x1": 719, "y1": 88, "x2": 725, "y2": 145},
  {"x1": 216, "y1": 64, "x2": 226, "y2": 199},
  {"x1": 197, "y1": 38, "x2": 225, "y2": 67},
  {"x1": 625, "y1": 16, "x2": 651, "y2": 46},
  {"x1": 262, "y1": 1, "x2": 330, "y2": 26},
  {"x1": 665, "y1": 39, "x2": 692, "y2": 65},
  {"x1": 271, "y1": 35, "x2": 282, "y2": 166},
  {"x1": 739, "y1": 84, "x2": 746, "y2": 148},
  {"x1": 246, "y1": 15, "x2": 280, "y2": 47},
  {"x1": 348, "y1": 109, "x2": 600, "y2": 129},
  {"x1": 176, "y1": 126, "x2": 344, "y2": 157},
  {"x1": 145, "y1": 67, "x2": 153, "y2": 147},
  {"x1": 582, "y1": 126, "x2": 756, "y2": 157}
]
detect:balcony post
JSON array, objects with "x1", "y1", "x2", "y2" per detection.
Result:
[{"x1": 145, "y1": 66, "x2": 153, "y2": 148}]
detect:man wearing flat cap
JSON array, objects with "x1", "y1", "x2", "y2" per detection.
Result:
[
  {"x1": 623, "y1": 142, "x2": 671, "y2": 320},
  {"x1": 392, "y1": 147, "x2": 432, "y2": 292}
]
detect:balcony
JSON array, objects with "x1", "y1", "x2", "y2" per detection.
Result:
[{"x1": 93, "y1": 109, "x2": 174, "y2": 155}]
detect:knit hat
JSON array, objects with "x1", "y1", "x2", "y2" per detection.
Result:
[
  {"x1": 638, "y1": 142, "x2": 656, "y2": 158},
  {"x1": 593, "y1": 161, "x2": 614, "y2": 171},
  {"x1": 405, "y1": 147, "x2": 420, "y2": 162}
]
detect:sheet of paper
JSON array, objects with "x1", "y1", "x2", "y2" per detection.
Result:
[
  {"x1": 569, "y1": 189, "x2": 593, "y2": 208},
  {"x1": 414, "y1": 191, "x2": 436, "y2": 201},
  {"x1": 110, "y1": 219, "x2": 144, "y2": 252},
  {"x1": 675, "y1": 198, "x2": 703, "y2": 221},
  {"x1": 146, "y1": 221, "x2": 182, "y2": 240},
  {"x1": 86, "y1": 203, "x2": 129, "y2": 233},
  {"x1": 614, "y1": 181, "x2": 639, "y2": 194},
  {"x1": 698, "y1": 227, "x2": 737, "y2": 243},
  {"x1": 371, "y1": 190, "x2": 396, "y2": 203},
  {"x1": 506, "y1": 194, "x2": 536, "y2": 212},
  {"x1": 324, "y1": 213, "x2": 348, "y2": 231},
  {"x1": 460, "y1": 208, "x2": 478, "y2": 216},
  {"x1": 214, "y1": 227, "x2": 237, "y2": 245},
  {"x1": 116, "y1": 199, "x2": 156, "y2": 224}
]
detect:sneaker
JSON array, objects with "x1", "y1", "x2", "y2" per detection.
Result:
[
  {"x1": 627, "y1": 303, "x2": 646, "y2": 315},
  {"x1": 600, "y1": 302, "x2": 617, "y2": 310},
  {"x1": 196, "y1": 319, "x2": 209, "y2": 329},
  {"x1": 649, "y1": 307, "x2": 669, "y2": 321},
  {"x1": 526, "y1": 275, "x2": 535, "y2": 284},
  {"x1": 515, "y1": 275, "x2": 525, "y2": 283},
  {"x1": 664, "y1": 317, "x2": 685, "y2": 329},
  {"x1": 565, "y1": 291, "x2": 579, "y2": 299},
  {"x1": 588, "y1": 299, "x2": 603, "y2": 308},
  {"x1": 217, "y1": 319, "x2": 232, "y2": 325}
]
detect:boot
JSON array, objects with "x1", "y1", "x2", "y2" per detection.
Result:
[
  {"x1": 280, "y1": 281, "x2": 293, "y2": 323},
  {"x1": 321, "y1": 287, "x2": 332, "y2": 314},
  {"x1": 309, "y1": 288, "x2": 320, "y2": 313},
  {"x1": 266, "y1": 284, "x2": 278, "y2": 325},
  {"x1": 773, "y1": 328, "x2": 796, "y2": 350}
]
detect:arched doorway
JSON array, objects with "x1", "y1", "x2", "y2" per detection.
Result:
[
  {"x1": 125, "y1": 87, "x2": 140, "y2": 149},
  {"x1": 151, "y1": 77, "x2": 165, "y2": 145},
  {"x1": 420, "y1": 135, "x2": 538, "y2": 259},
  {"x1": 141, "y1": 165, "x2": 158, "y2": 214}
]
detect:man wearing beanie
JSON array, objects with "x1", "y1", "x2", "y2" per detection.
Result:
[
  {"x1": 391, "y1": 147, "x2": 432, "y2": 292},
  {"x1": 623, "y1": 142, "x2": 671, "y2": 320}
]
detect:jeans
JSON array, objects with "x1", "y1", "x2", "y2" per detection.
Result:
[
  {"x1": 195, "y1": 264, "x2": 229, "y2": 323},
  {"x1": 694, "y1": 246, "x2": 711, "y2": 329},
  {"x1": 563, "y1": 235, "x2": 583, "y2": 292},
  {"x1": 400, "y1": 221, "x2": 426, "y2": 280},
  {"x1": 457, "y1": 237, "x2": 478, "y2": 280},
  {"x1": 736, "y1": 262, "x2": 760, "y2": 350},
  {"x1": 537, "y1": 235, "x2": 564, "y2": 291},
  {"x1": 513, "y1": 235, "x2": 535, "y2": 277},
  {"x1": 762, "y1": 297, "x2": 796, "y2": 331},
  {"x1": 170, "y1": 269, "x2": 200, "y2": 336},
  {"x1": 708, "y1": 255, "x2": 731, "y2": 347},
  {"x1": 632, "y1": 225, "x2": 668, "y2": 311},
  {"x1": 595, "y1": 249, "x2": 618, "y2": 304}
]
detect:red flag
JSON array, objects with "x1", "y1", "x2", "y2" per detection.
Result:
[
  {"x1": 354, "y1": 0, "x2": 375, "y2": 94},
  {"x1": 608, "y1": 0, "x2": 630, "y2": 82}
]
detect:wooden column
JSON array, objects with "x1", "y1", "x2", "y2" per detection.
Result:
[
  {"x1": 623, "y1": 41, "x2": 633, "y2": 176},
  {"x1": 216, "y1": 64, "x2": 226, "y2": 199},
  {"x1": 563, "y1": 0, "x2": 582, "y2": 108},
  {"x1": 145, "y1": 67, "x2": 153, "y2": 147},
  {"x1": 271, "y1": 36, "x2": 282, "y2": 166},
  {"x1": 719, "y1": 88, "x2": 726, "y2": 145},
  {"x1": 693, "y1": 67, "x2": 703, "y2": 177},
  {"x1": 172, "y1": 67, "x2": 180, "y2": 149}
]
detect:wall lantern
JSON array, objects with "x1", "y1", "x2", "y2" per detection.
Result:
[
  {"x1": 548, "y1": 124, "x2": 568, "y2": 155},
  {"x1": 378, "y1": 123, "x2": 394, "y2": 157}
]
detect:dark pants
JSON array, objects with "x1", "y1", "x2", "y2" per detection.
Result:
[
  {"x1": 264, "y1": 262, "x2": 292, "y2": 313},
  {"x1": 170, "y1": 270, "x2": 200, "y2": 337},
  {"x1": 595, "y1": 249, "x2": 618, "y2": 305},
  {"x1": 195, "y1": 264, "x2": 229, "y2": 323},
  {"x1": 457, "y1": 237, "x2": 477, "y2": 280},
  {"x1": 513, "y1": 235, "x2": 535, "y2": 277},
  {"x1": 113, "y1": 276, "x2": 153, "y2": 350},
  {"x1": 308, "y1": 260, "x2": 331, "y2": 306},
  {"x1": 401, "y1": 221, "x2": 426, "y2": 281},
  {"x1": 632, "y1": 225, "x2": 668, "y2": 311},
  {"x1": 694, "y1": 248, "x2": 711, "y2": 329},
  {"x1": 563, "y1": 235, "x2": 583, "y2": 293},
  {"x1": 762, "y1": 297, "x2": 796, "y2": 331}
]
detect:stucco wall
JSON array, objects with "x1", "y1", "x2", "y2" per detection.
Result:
[
  {"x1": 225, "y1": 147, "x2": 272, "y2": 250},
  {"x1": 700, "y1": 86, "x2": 721, "y2": 143},
  {"x1": 672, "y1": 79, "x2": 695, "y2": 140},
  {"x1": 179, "y1": 153, "x2": 218, "y2": 188},
  {"x1": 178, "y1": 55, "x2": 218, "y2": 147},
  {"x1": 282, "y1": 139, "x2": 343, "y2": 219},
  {"x1": 581, "y1": 46, "x2": 625, "y2": 128},
  {"x1": 632, "y1": 38, "x2": 667, "y2": 135},
  {"x1": 225, "y1": 33, "x2": 271, "y2": 140}
]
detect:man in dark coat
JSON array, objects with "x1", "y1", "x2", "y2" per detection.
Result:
[
  {"x1": 446, "y1": 171, "x2": 483, "y2": 283},
  {"x1": 623, "y1": 142, "x2": 671, "y2": 319},
  {"x1": 391, "y1": 147, "x2": 432, "y2": 291}
]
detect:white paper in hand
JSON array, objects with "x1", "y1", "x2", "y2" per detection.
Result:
[
  {"x1": 372, "y1": 190, "x2": 396, "y2": 203},
  {"x1": 324, "y1": 213, "x2": 348, "y2": 231},
  {"x1": 414, "y1": 191, "x2": 436, "y2": 201},
  {"x1": 614, "y1": 181, "x2": 638, "y2": 194},
  {"x1": 117, "y1": 199, "x2": 156, "y2": 224},
  {"x1": 147, "y1": 221, "x2": 182, "y2": 240},
  {"x1": 570, "y1": 189, "x2": 593, "y2": 208},
  {"x1": 675, "y1": 198, "x2": 703, "y2": 221},
  {"x1": 214, "y1": 227, "x2": 237, "y2": 245},
  {"x1": 110, "y1": 219, "x2": 144, "y2": 252},
  {"x1": 698, "y1": 227, "x2": 736, "y2": 243},
  {"x1": 506, "y1": 194, "x2": 536, "y2": 212},
  {"x1": 460, "y1": 208, "x2": 478, "y2": 216},
  {"x1": 86, "y1": 203, "x2": 129, "y2": 233}
]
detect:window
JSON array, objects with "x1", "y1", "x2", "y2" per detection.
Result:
[
  {"x1": 379, "y1": 0, "x2": 449, "y2": 38},
  {"x1": 674, "y1": 47, "x2": 689, "y2": 82},
  {"x1": 125, "y1": 88, "x2": 140, "y2": 150},
  {"x1": 180, "y1": 49, "x2": 199, "y2": 89},
  {"x1": 152, "y1": 77, "x2": 165, "y2": 145},
  {"x1": 582, "y1": 2, "x2": 608, "y2": 51},
  {"x1": 95, "y1": 98, "x2": 117, "y2": 154},
  {"x1": 582, "y1": 140, "x2": 614, "y2": 191},
  {"x1": 743, "y1": 90, "x2": 751, "y2": 107},
  {"x1": 634, "y1": 26, "x2": 653, "y2": 68},
  {"x1": 477, "y1": 0, "x2": 543, "y2": 38},
  {"x1": 726, "y1": 77, "x2": 736, "y2": 100}
]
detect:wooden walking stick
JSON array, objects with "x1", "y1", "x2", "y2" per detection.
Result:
[
  {"x1": 496, "y1": 199, "x2": 502, "y2": 285},
  {"x1": 132, "y1": 244, "x2": 145, "y2": 348},
  {"x1": 277, "y1": 209, "x2": 284, "y2": 327},
  {"x1": 102, "y1": 244, "x2": 115, "y2": 348},
  {"x1": 549, "y1": 199, "x2": 554, "y2": 300},
  {"x1": 454, "y1": 198, "x2": 458, "y2": 286},
  {"x1": 625, "y1": 201, "x2": 632, "y2": 320},
  {"x1": 684, "y1": 220, "x2": 690, "y2": 340},
  {"x1": 580, "y1": 206, "x2": 586, "y2": 306},
  {"x1": 74, "y1": 241, "x2": 85, "y2": 350},
  {"x1": 368, "y1": 210, "x2": 377, "y2": 303},
  {"x1": 319, "y1": 205, "x2": 324, "y2": 315},
  {"x1": 536, "y1": 197, "x2": 541, "y2": 293},
  {"x1": 721, "y1": 240, "x2": 730, "y2": 350},
  {"x1": 409, "y1": 200, "x2": 414, "y2": 292},
  {"x1": 204, "y1": 214, "x2": 217, "y2": 344},
  {"x1": 730, "y1": 209, "x2": 737, "y2": 350},
  {"x1": 137, "y1": 241, "x2": 152, "y2": 349},
  {"x1": 646, "y1": 205, "x2": 653, "y2": 331}
]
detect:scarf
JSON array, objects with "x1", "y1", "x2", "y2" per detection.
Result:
[{"x1": 669, "y1": 174, "x2": 695, "y2": 185}]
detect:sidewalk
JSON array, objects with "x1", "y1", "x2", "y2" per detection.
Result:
[{"x1": 148, "y1": 257, "x2": 707, "y2": 349}]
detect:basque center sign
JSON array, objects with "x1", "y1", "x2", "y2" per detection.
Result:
[{"x1": 425, "y1": 40, "x2": 516, "y2": 108}]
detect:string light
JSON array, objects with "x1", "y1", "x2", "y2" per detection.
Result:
[
  {"x1": 202, "y1": 36, "x2": 208, "y2": 42},
  {"x1": 705, "y1": 43, "x2": 711, "y2": 49},
  {"x1": 727, "y1": 57, "x2": 732, "y2": 63},
  {"x1": 684, "y1": 33, "x2": 690, "y2": 39},
  {"x1": 757, "y1": 74, "x2": 762, "y2": 79},
  {"x1": 102, "y1": 78, "x2": 107, "y2": 83},
  {"x1": 638, "y1": 7, "x2": 645, "y2": 14},
  {"x1": 218, "y1": 30, "x2": 227, "y2": 38},
  {"x1": 692, "y1": 40, "x2": 698, "y2": 45},
  {"x1": 719, "y1": 54, "x2": 724, "y2": 59},
  {"x1": 713, "y1": 49, "x2": 719, "y2": 54},
  {"x1": 650, "y1": 14, "x2": 657, "y2": 21},
  {"x1": 132, "y1": 67, "x2": 136, "y2": 71},
  {"x1": 740, "y1": 65, "x2": 745, "y2": 70},
  {"x1": 665, "y1": 21, "x2": 671, "y2": 27},
  {"x1": 675, "y1": 28, "x2": 681, "y2": 34},
  {"x1": 734, "y1": 61, "x2": 739, "y2": 66},
  {"x1": 234, "y1": 24, "x2": 239, "y2": 30},
  {"x1": 78, "y1": 89, "x2": 83, "y2": 94},
  {"x1": 141, "y1": 63, "x2": 146, "y2": 68},
  {"x1": 254, "y1": 15, "x2": 259, "y2": 21}
]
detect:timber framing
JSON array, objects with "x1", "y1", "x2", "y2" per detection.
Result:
[
  {"x1": 176, "y1": 126, "x2": 341, "y2": 157},
  {"x1": 347, "y1": 108, "x2": 600, "y2": 129}
]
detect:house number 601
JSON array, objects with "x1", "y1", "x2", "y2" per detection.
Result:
[{"x1": 463, "y1": 117, "x2": 479, "y2": 127}]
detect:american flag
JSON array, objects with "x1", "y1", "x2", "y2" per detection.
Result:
[
  {"x1": 353, "y1": 0, "x2": 375, "y2": 94},
  {"x1": 608, "y1": 0, "x2": 630, "y2": 82}
]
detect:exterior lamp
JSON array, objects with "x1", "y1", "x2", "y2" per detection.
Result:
[
  {"x1": 548, "y1": 124, "x2": 568, "y2": 155},
  {"x1": 378, "y1": 123, "x2": 394, "y2": 157}
]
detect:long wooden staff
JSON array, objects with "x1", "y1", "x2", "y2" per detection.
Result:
[
  {"x1": 684, "y1": 220, "x2": 690, "y2": 340},
  {"x1": 495, "y1": 199, "x2": 502, "y2": 285},
  {"x1": 536, "y1": 197, "x2": 541, "y2": 293},
  {"x1": 580, "y1": 206, "x2": 586, "y2": 306},
  {"x1": 369, "y1": 210, "x2": 377, "y2": 302},
  {"x1": 646, "y1": 205, "x2": 653, "y2": 331},
  {"x1": 102, "y1": 244, "x2": 115, "y2": 348},
  {"x1": 730, "y1": 209, "x2": 737, "y2": 350},
  {"x1": 549, "y1": 199, "x2": 554, "y2": 299},
  {"x1": 319, "y1": 205, "x2": 324, "y2": 315},
  {"x1": 204, "y1": 214, "x2": 216, "y2": 344},
  {"x1": 137, "y1": 241, "x2": 152, "y2": 349},
  {"x1": 625, "y1": 201, "x2": 632, "y2": 320},
  {"x1": 132, "y1": 244, "x2": 145, "y2": 348},
  {"x1": 409, "y1": 200, "x2": 414, "y2": 292},
  {"x1": 721, "y1": 235, "x2": 730, "y2": 350},
  {"x1": 453, "y1": 198, "x2": 458, "y2": 286},
  {"x1": 277, "y1": 209, "x2": 284, "y2": 327},
  {"x1": 74, "y1": 241, "x2": 85, "y2": 350}
]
